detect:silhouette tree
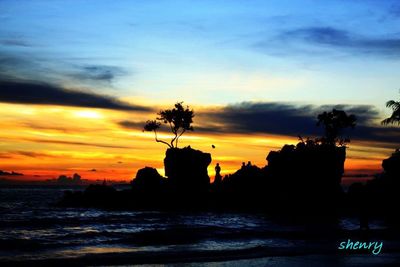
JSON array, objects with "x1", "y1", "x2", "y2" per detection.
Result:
[
  {"x1": 317, "y1": 109, "x2": 356, "y2": 146},
  {"x1": 381, "y1": 94, "x2": 400, "y2": 125},
  {"x1": 143, "y1": 102, "x2": 194, "y2": 148}
]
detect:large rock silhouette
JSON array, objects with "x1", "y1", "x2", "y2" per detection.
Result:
[
  {"x1": 164, "y1": 146, "x2": 211, "y2": 193},
  {"x1": 266, "y1": 141, "x2": 346, "y2": 206},
  {"x1": 366, "y1": 149, "x2": 400, "y2": 202},
  {"x1": 382, "y1": 149, "x2": 400, "y2": 180},
  {"x1": 361, "y1": 149, "x2": 400, "y2": 223},
  {"x1": 131, "y1": 167, "x2": 166, "y2": 193},
  {"x1": 222, "y1": 164, "x2": 266, "y2": 194}
]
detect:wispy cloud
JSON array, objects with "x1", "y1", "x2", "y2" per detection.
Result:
[
  {"x1": 0, "y1": 38, "x2": 31, "y2": 47},
  {"x1": 23, "y1": 123, "x2": 104, "y2": 134},
  {"x1": 69, "y1": 65, "x2": 125, "y2": 83},
  {"x1": 0, "y1": 153, "x2": 13, "y2": 159},
  {"x1": 21, "y1": 138, "x2": 135, "y2": 149},
  {"x1": 0, "y1": 80, "x2": 151, "y2": 111},
  {"x1": 13, "y1": 151, "x2": 52, "y2": 158},
  {"x1": 0, "y1": 50, "x2": 128, "y2": 90},
  {"x1": 255, "y1": 26, "x2": 400, "y2": 58},
  {"x1": 0, "y1": 53, "x2": 36, "y2": 75}
]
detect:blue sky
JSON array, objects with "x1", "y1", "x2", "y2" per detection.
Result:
[{"x1": 1, "y1": 0, "x2": 400, "y2": 110}]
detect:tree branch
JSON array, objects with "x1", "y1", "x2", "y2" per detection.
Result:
[
  {"x1": 175, "y1": 129, "x2": 186, "y2": 147},
  {"x1": 154, "y1": 130, "x2": 171, "y2": 148},
  {"x1": 168, "y1": 122, "x2": 177, "y2": 148}
]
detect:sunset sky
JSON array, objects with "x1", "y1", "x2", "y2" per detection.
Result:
[{"x1": 1, "y1": 0, "x2": 399, "y2": 182}]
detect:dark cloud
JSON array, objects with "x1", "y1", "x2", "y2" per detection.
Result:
[
  {"x1": 197, "y1": 102, "x2": 399, "y2": 145},
  {"x1": 14, "y1": 151, "x2": 50, "y2": 158},
  {"x1": 279, "y1": 27, "x2": 400, "y2": 56},
  {"x1": 0, "y1": 80, "x2": 151, "y2": 111},
  {"x1": 70, "y1": 65, "x2": 125, "y2": 82},
  {"x1": 0, "y1": 170, "x2": 23, "y2": 176},
  {"x1": 0, "y1": 51, "x2": 127, "y2": 90},
  {"x1": 255, "y1": 26, "x2": 400, "y2": 57},
  {"x1": 199, "y1": 102, "x2": 376, "y2": 133},
  {"x1": 198, "y1": 102, "x2": 319, "y2": 136},
  {"x1": 351, "y1": 125, "x2": 400, "y2": 148},
  {"x1": 283, "y1": 27, "x2": 349, "y2": 46},
  {"x1": 118, "y1": 120, "x2": 145, "y2": 129},
  {"x1": 318, "y1": 104, "x2": 380, "y2": 125}
]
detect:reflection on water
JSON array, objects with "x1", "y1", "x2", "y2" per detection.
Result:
[
  {"x1": 0, "y1": 185, "x2": 390, "y2": 262},
  {"x1": 59, "y1": 245, "x2": 139, "y2": 255}
]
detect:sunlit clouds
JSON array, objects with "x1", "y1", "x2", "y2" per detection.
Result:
[
  {"x1": 73, "y1": 110, "x2": 104, "y2": 120},
  {"x1": 0, "y1": 101, "x2": 392, "y2": 182}
]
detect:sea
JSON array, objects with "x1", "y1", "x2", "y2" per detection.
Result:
[{"x1": 0, "y1": 185, "x2": 398, "y2": 266}]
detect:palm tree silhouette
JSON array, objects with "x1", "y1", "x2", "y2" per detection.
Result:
[{"x1": 382, "y1": 94, "x2": 400, "y2": 125}]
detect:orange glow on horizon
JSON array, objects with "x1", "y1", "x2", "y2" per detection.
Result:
[{"x1": 0, "y1": 103, "x2": 392, "y2": 183}]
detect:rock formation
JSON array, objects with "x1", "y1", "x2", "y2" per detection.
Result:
[
  {"x1": 131, "y1": 167, "x2": 166, "y2": 193},
  {"x1": 265, "y1": 141, "x2": 346, "y2": 207},
  {"x1": 164, "y1": 146, "x2": 211, "y2": 193}
]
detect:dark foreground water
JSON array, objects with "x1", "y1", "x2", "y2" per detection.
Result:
[{"x1": 0, "y1": 185, "x2": 399, "y2": 266}]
